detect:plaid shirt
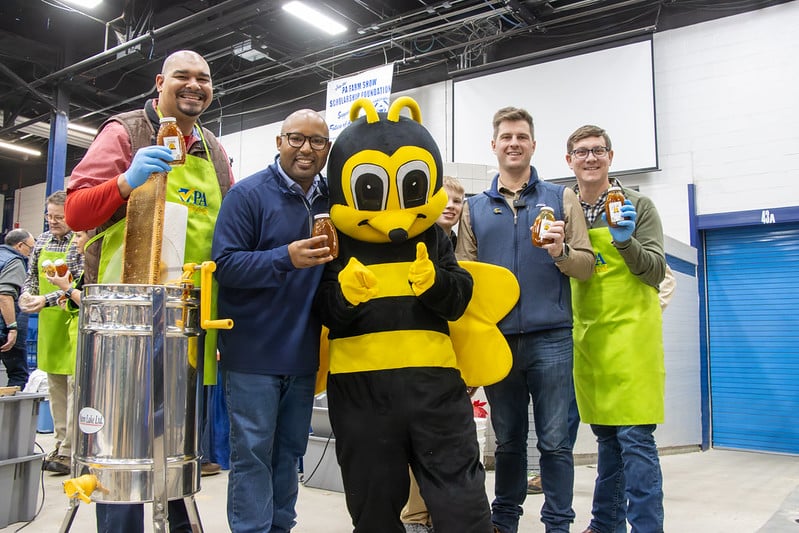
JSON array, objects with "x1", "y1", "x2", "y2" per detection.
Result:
[
  {"x1": 574, "y1": 178, "x2": 622, "y2": 226},
  {"x1": 23, "y1": 231, "x2": 84, "y2": 307}
]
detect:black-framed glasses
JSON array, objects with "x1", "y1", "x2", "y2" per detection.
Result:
[
  {"x1": 281, "y1": 133, "x2": 329, "y2": 151},
  {"x1": 570, "y1": 146, "x2": 610, "y2": 159},
  {"x1": 19, "y1": 241, "x2": 33, "y2": 251}
]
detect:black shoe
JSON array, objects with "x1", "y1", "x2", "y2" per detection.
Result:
[{"x1": 43, "y1": 455, "x2": 70, "y2": 475}]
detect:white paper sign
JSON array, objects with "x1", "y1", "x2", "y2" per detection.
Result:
[{"x1": 325, "y1": 63, "x2": 394, "y2": 140}]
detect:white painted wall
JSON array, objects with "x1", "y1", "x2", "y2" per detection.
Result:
[
  {"x1": 13, "y1": 182, "x2": 47, "y2": 237},
  {"x1": 624, "y1": 2, "x2": 799, "y2": 244}
]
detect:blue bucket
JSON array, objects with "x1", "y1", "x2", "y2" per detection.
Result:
[{"x1": 37, "y1": 399, "x2": 54, "y2": 434}]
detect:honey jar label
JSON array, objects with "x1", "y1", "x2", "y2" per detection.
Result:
[
  {"x1": 539, "y1": 219, "x2": 552, "y2": 240},
  {"x1": 162, "y1": 135, "x2": 183, "y2": 161},
  {"x1": 608, "y1": 200, "x2": 624, "y2": 224}
]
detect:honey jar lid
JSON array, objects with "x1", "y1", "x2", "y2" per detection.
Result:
[
  {"x1": 313, "y1": 213, "x2": 330, "y2": 219},
  {"x1": 608, "y1": 186, "x2": 622, "y2": 192},
  {"x1": 159, "y1": 116, "x2": 177, "y2": 123},
  {"x1": 539, "y1": 206, "x2": 554, "y2": 213}
]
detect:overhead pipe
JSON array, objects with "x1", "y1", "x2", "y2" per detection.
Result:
[
  {"x1": 448, "y1": 25, "x2": 657, "y2": 78},
  {"x1": 215, "y1": 6, "x2": 514, "y2": 96},
  {"x1": 18, "y1": 0, "x2": 267, "y2": 93},
  {"x1": 216, "y1": 0, "x2": 655, "y2": 97}
]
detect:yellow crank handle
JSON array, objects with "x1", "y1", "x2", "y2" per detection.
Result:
[{"x1": 199, "y1": 261, "x2": 234, "y2": 330}]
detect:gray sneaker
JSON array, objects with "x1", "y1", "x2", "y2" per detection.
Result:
[{"x1": 403, "y1": 524, "x2": 434, "y2": 533}]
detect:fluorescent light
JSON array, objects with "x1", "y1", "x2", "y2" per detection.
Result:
[
  {"x1": 61, "y1": 0, "x2": 103, "y2": 8},
  {"x1": 282, "y1": 1, "x2": 347, "y2": 36},
  {"x1": 0, "y1": 141, "x2": 41, "y2": 157},
  {"x1": 14, "y1": 117, "x2": 96, "y2": 149},
  {"x1": 68, "y1": 123, "x2": 98, "y2": 135}
]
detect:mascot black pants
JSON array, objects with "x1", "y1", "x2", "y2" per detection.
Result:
[{"x1": 327, "y1": 367, "x2": 494, "y2": 533}]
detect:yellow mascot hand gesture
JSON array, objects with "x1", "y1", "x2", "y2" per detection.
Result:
[
  {"x1": 408, "y1": 242, "x2": 436, "y2": 296},
  {"x1": 338, "y1": 256, "x2": 379, "y2": 306}
]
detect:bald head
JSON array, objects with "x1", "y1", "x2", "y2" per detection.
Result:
[
  {"x1": 156, "y1": 50, "x2": 213, "y2": 130},
  {"x1": 162, "y1": 50, "x2": 208, "y2": 75}
]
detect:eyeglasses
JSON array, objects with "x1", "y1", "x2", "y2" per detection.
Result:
[
  {"x1": 570, "y1": 146, "x2": 610, "y2": 159},
  {"x1": 46, "y1": 213, "x2": 65, "y2": 222},
  {"x1": 281, "y1": 133, "x2": 329, "y2": 151},
  {"x1": 19, "y1": 242, "x2": 33, "y2": 251}
]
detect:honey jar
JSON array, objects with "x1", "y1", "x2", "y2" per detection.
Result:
[
  {"x1": 54, "y1": 258, "x2": 68, "y2": 276},
  {"x1": 312, "y1": 213, "x2": 339, "y2": 259},
  {"x1": 531, "y1": 206, "x2": 555, "y2": 247},
  {"x1": 605, "y1": 186, "x2": 626, "y2": 228},
  {"x1": 157, "y1": 117, "x2": 186, "y2": 166},
  {"x1": 41, "y1": 259, "x2": 57, "y2": 276}
]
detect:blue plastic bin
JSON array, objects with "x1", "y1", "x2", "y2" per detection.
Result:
[
  {"x1": 26, "y1": 340, "x2": 37, "y2": 370},
  {"x1": 37, "y1": 399, "x2": 54, "y2": 434}
]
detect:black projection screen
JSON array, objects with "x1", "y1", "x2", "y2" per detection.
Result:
[{"x1": 453, "y1": 40, "x2": 657, "y2": 180}]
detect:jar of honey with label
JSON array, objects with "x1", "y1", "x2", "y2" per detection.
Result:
[
  {"x1": 157, "y1": 117, "x2": 186, "y2": 166},
  {"x1": 312, "y1": 213, "x2": 339, "y2": 259},
  {"x1": 41, "y1": 259, "x2": 57, "y2": 276},
  {"x1": 531, "y1": 206, "x2": 555, "y2": 247},
  {"x1": 605, "y1": 186, "x2": 626, "y2": 227}
]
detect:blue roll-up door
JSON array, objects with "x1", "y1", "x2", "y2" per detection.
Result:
[{"x1": 705, "y1": 222, "x2": 799, "y2": 454}]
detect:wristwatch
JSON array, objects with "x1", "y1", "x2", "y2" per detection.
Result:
[
  {"x1": 5, "y1": 321, "x2": 17, "y2": 331},
  {"x1": 553, "y1": 243, "x2": 570, "y2": 263},
  {"x1": 65, "y1": 288, "x2": 75, "y2": 300}
]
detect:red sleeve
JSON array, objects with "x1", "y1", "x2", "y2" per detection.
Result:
[
  {"x1": 65, "y1": 178, "x2": 127, "y2": 231},
  {"x1": 66, "y1": 122, "x2": 132, "y2": 230}
]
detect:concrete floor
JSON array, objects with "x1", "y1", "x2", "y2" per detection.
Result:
[{"x1": 2, "y1": 431, "x2": 798, "y2": 533}]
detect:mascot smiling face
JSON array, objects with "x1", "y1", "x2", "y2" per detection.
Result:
[{"x1": 327, "y1": 97, "x2": 447, "y2": 244}]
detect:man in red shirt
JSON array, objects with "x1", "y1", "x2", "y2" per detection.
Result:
[{"x1": 65, "y1": 49, "x2": 233, "y2": 533}]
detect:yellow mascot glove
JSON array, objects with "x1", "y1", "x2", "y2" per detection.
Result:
[
  {"x1": 408, "y1": 242, "x2": 436, "y2": 296},
  {"x1": 338, "y1": 256, "x2": 379, "y2": 306}
]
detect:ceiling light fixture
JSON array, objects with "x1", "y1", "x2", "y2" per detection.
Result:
[
  {"x1": 282, "y1": 1, "x2": 347, "y2": 36},
  {"x1": 0, "y1": 141, "x2": 41, "y2": 157},
  {"x1": 233, "y1": 40, "x2": 270, "y2": 62},
  {"x1": 68, "y1": 123, "x2": 98, "y2": 135},
  {"x1": 60, "y1": 0, "x2": 103, "y2": 8},
  {"x1": 11, "y1": 117, "x2": 96, "y2": 149}
]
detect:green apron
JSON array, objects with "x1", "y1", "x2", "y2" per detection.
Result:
[
  {"x1": 36, "y1": 234, "x2": 79, "y2": 375},
  {"x1": 86, "y1": 130, "x2": 222, "y2": 384},
  {"x1": 571, "y1": 227, "x2": 665, "y2": 425}
]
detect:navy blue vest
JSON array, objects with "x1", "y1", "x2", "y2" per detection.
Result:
[{"x1": 467, "y1": 168, "x2": 573, "y2": 334}]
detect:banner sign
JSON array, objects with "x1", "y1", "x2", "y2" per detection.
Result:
[{"x1": 325, "y1": 63, "x2": 394, "y2": 140}]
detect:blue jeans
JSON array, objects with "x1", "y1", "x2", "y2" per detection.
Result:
[
  {"x1": 224, "y1": 369, "x2": 315, "y2": 533},
  {"x1": 486, "y1": 328, "x2": 576, "y2": 533},
  {"x1": 1, "y1": 343, "x2": 29, "y2": 389},
  {"x1": 95, "y1": 500, "x2": 190, "y2": 533},
  {"x1": 587, "y1": 425, "x2": 663, "y2": 533}
]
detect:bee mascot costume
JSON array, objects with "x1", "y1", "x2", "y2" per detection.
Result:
[{"x1": 315, "y1": 96, "x2": 518, "y2": 533}]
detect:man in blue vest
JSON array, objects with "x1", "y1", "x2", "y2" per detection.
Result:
[
  {"x1": 455, "y1": 106, "x2": 594, "y2": 533},
  {"x1": 0, "y1": 229, "x2": 35, "y2": 389}
]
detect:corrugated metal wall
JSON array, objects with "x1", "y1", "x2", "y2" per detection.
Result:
[{"x1": 705, "y1": 222, "x2": 799, "y2": 454}]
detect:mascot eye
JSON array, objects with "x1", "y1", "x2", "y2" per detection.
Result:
[
  {"x1": 397, "y1": 161, "x2": 430, "y2": 209},
  {"x1": 351, "y1": 163, "x2": 389, "y2": 211}
]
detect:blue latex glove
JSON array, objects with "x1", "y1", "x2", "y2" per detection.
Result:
[
  {"x1": 124, "y1": 146, "x2": 174, "y2": 188},
  {"x1": 603, "y1": 199, "x2": 637, "y2": 243}
]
